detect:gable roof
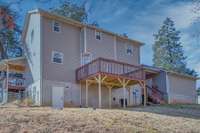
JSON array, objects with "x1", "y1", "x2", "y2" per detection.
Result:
[
  {"x1": 142, "y1": 64, "x2": 199, "y2": 80},
  {"x1": 22, "y1": 8, "x2": 144, "y2": 46}
]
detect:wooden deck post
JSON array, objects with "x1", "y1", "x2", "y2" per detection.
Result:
[
  {"x1": 123, "y1": 84, "x2": 126, "y2": 108},
  {"x1": 108, "y1": 86, "x2": 112, "y2": 109},
  {"x1": 86, "y1": 80, "x2": 88, "y2": 107},
  {"x1": 97, "y1": 74, "x2": 101, "y2": 108},
  {"x1": 128, "y1": 87, "x2": 131, "y2": 106},
  {"x1": 80, "y1": 83, "x2": 82, "y2": 107},
  {"x1": 139, "y1": 81, "x2": 147, "y2": 106},
  {"x1": 143, "y1": 81, "x2": 147, "y2": 106},
  {"x1": 118, "y1": 78, "x2": 130, "y2": 108},
  {"x1": 98, "y1": 74, "x2": 102, "y2": 108},
  {"x1": 94, "y1": 74, "x2": 107, "y2": 108}
]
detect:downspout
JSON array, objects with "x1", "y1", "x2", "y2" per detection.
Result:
[{"x1": 83, "y1": 26, "x2": 87, "y2": 53}]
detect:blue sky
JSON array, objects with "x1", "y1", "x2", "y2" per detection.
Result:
[{"x1": 2, "y1": 0, "x2": 200, "y2": 87}]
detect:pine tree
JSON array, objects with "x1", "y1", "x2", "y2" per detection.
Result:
[
  {"x1": 0, "y1": 5, "x2": 22, "y2": 59},
  {"x1": 153, "y1": 18, "x2": 197, "y2": 76}
]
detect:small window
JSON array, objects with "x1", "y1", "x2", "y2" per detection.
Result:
[
  {"x1": 126, "y1": 44, "x2": 134, "y2": 56},
  {"x1": 53, "y1": 21, "x2": 61, "y2": 33},
  {"x1": 52, "y1": 51, "x2": 64, "y2": 64},
  {"x1": 95, "y1": 30, "x2": 101, "y2": 40}
]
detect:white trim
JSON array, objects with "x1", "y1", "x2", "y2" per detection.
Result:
[
  {"x1": 52, "y1": 20, "x2": 61, "y2": 33},
  {"x1": 40, "y1": 14, "x2": 43, "y2": 106},
  {"x1": 51, "y1": 51, "x2": 64, "y2": 64},
  {"x1": 114, "y1": 36, "x2": 117, "y2": 60},
  {"x1": 83, "y1": 27, "x2": 87, "y2": 53},
  {"x1": 166, "y1": 73, "x2": 170, "y2": 104}
]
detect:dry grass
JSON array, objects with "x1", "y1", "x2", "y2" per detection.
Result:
[{"x1": 0, "y1": 105, "x2": 199, "y2": 133}]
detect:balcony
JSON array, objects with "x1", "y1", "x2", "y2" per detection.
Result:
[
  {"x1": 76, "y1": 57, "x2": 145, "y2": 83},
  {"x1": 8, "y1": 77, "x2": 25, "y2": 92}
]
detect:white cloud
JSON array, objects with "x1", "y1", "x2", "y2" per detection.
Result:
[{"x1": 166, "y1": 3, "x2": 198, "y2": 29}]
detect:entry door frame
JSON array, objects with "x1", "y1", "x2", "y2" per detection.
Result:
[{"x1": 52, "y1": 86, "x2": 64, "y2": 109}]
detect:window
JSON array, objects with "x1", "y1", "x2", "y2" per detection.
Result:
[
  {"x1": 126, "y1": 44, "x2": 134, "y2": 56},
  {"x1": 95, "y1": 30, "x2": 101, "y2": 40},
  {"x1": 52, "y1": 51, "x2": 64, "y2": 64},
  {"x1": 53, "y1": 21, "x2": 61, "y2": 33}
]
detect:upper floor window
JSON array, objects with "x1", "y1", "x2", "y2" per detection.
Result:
[
  {"x1": 52, "y1": 51, "x2": 63, "y2": 64},
  {"x1": 53, "y1": 21, "x2": 61, "y2": 33},
  {"x1": 126, "y1": 44, "x2": 134, "y2": 56},
  {"x1": 95, "y1": 30, "x2": 101, "y2": 40}
]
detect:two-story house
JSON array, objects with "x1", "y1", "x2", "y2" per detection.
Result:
[{"x1": 21, "y1": 9, "x2": 198, "y2": 109}]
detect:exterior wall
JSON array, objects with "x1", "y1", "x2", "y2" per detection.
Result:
[
  {"x1": 24, "y1": 14, "x2": 41, "y2": 82},
  {"x1": 81, "y1": 84, "x2": 142, "y2": 108},
  {"x1": 112, "y1": 84, "x2": 142, "y2": 107},
  {"x1": 85, "y1": 27, "x2": 140, "y2": 65},
  {"x1": 40, "y1": 15, "x2": 141, "y2": 107},
  {"x1": 27, "y1": 80, "x2": 41, "y2": 105},
  {"x1": 168, "y1": 73, "x2": 197, "y2": 104},
  {"x1": 42, "y1": 80, "x2": 80, "y2": 106},
  {"x1": 41, "y1": 16, "x2": 81, "y2": 83},
  {"x1": 86, "y1": 28, "x2": 115, "y2": 60},
  {"x1": 152, "y1": 71, "x2": 168, "y2": 101},
  {"x1": 41, "y1": 16, "x2": 82, "y2": 106},
  {"x1": 116, "y1": 39, "x2": 140, "y2": 65},
  {"x1": 81, "y1": 84, "x2": 109, "y2": 108},
  {"x1": 24, "y1": 13, "x2": 42, "y2": 105}
]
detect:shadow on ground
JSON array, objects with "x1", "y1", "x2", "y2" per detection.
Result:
[{"x1": 124, "y1": 104, "x2": 200, "y2": 119}]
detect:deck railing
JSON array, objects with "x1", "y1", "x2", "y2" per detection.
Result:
[{"x1": 76, "y1": 58, "x2": 145, "y2": 82}]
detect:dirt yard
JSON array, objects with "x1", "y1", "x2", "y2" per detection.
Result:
[{"x1": 0, "y1": 104, "x2": 200, "y2": 133}]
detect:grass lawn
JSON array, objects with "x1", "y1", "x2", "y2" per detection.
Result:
[{"x1": 0, "y1": 104, "x2": 200, "y2": 133}]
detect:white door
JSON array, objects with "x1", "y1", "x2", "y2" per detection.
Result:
[{"x1": 52, "y1": 86, "x2": 64, "y2": 109}]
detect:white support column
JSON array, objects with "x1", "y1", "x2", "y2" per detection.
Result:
[
  {"x1": 109, "y1": 87, "x2": 112, "y2": 109},
  {"x1": 80, "y1": 83, "x2": 82, "y2": 107},
  {"x1": 83, "y1": 27, "x2": 87, "y2": 53},
  {"x1": 128, "y1": 87, "x2": 131, "y2": 106},
  {"x1": 143, "y1": 81, "x2": 147, "y2": 106},
  {"x1": 123, "y1": 83, "x2": 126, "y2": 108},
  {"x1": 118, "y1": 78, "x2": 130, "y2": 108},
  {"x1": 86, "y1": 80, "x2": 88, "y2": 107},
  {"x1": 98, "y1": 74, "x2": 102, "y2": 108},
  {"x1": 5, "y1": 64, "x2": 9, "y2": 103}
]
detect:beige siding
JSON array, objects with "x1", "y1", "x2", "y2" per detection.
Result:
[
  {"x1": 42, "y1": 16, "x2": 81, "y2": 83},
  {"x1": 37, "y1": 14, "x2": 142, "y2": 107},
  {"x1": 116, "y1": 39, "x2": 140, "y2": 65},
  {"x1": 168, "y1": 73, "x2": 197, "y2": 104},
  {"x1": 42, "y1": 80, "x2": 80, "y2": 106},
  {"x1": 151, "y1": 72, "x2": 168, "y2": 101},
  {"x1": 86, "y1": 28, "x2": 115, "y2": 60},
  {"x1": 81, "y1": 84, "x2": 110, "y2": 108}
]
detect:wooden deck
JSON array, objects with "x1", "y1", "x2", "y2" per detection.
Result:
[
  {"x1": 8, "y1": 77, "x2": 25, "y2": 92},
  {"x1": 76, "y1": 57, "x2": 145, "y2": 83},
  {"x1": 76, "y1": 58, "x2": 159, "y2": 108}
]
